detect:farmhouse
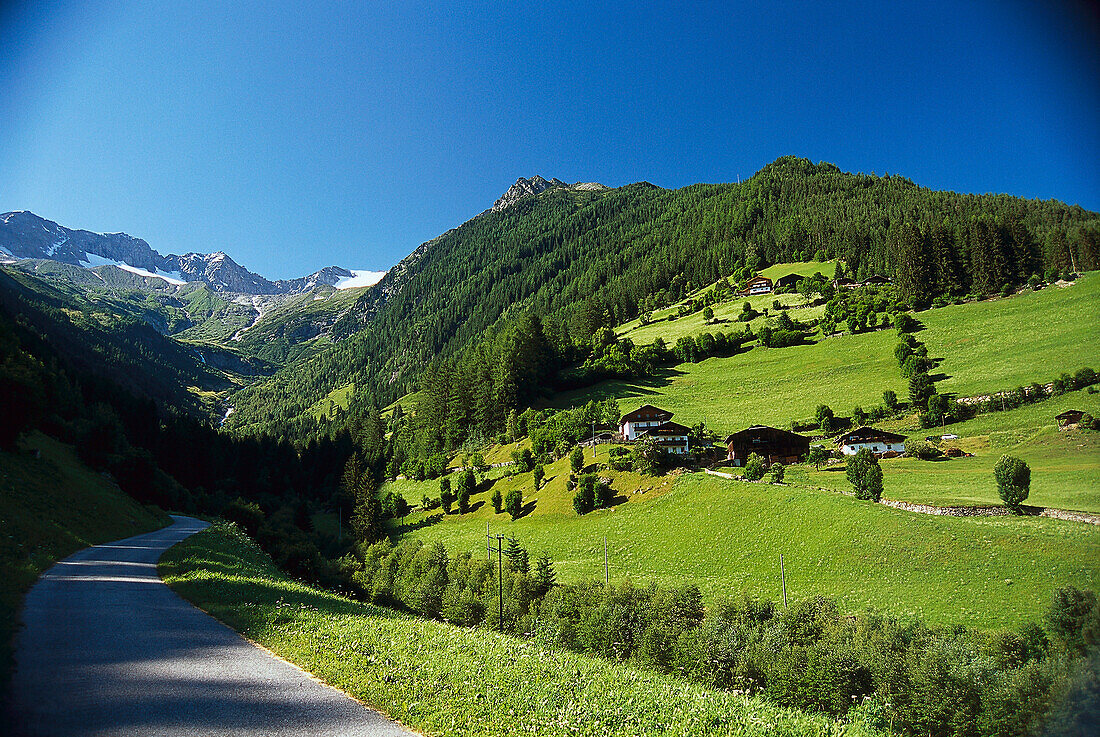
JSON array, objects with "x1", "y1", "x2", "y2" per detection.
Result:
[
  {"x1": 619, "y1": 404, "x2": 674, "y2": 441},
  {"x1": 724, "y1": 425, "x2": 809, "y2": 466},
  {"x1": 1056, "y1": 410, "x2": 1085, "y2": 429},
  {"x1": 832, "y1": 277, "x2": 858, "y2": 290},
  {"x1": 742, "y1": 275, "x2": 773, "y2": 295},
  {"x1": 838, "y1": 426, "x2": 907, "y2": 456},
  {"x1": 638, "y1": 421, "x2": 692, "y2": 455}
]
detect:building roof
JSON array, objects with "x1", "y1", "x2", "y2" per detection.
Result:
[
  {"x1": 773, "y1": 273, "x2": 803, "y2": 287},
  {"x1": 745, "y1": 275, "x2": 772, "y2": 285},
  {"x1": 621, "y1": 404, "x2": 674, "y2": 423},
  {"x1": 860, "y1": 274, "x2": 892, "y2": 285},
  {"x1": 1056, "y1": 410, "x2": 1085, "y2": 421},
  {"x1": 724, "y1": 425, "x2": 810, "y2": 445},
  {"x1": 641, "y1": 421, "x2": 692, "y2": 436},
  {"x1": 838, "y1": 426, "x2": 907, "y2": 444}
]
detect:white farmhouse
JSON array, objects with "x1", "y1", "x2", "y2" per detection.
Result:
[
  {"x1": 838, "y1": 426, "x2": 907, "y2": 456},
  {"x1": 619, "y1": 404, "x2": 674, "y2": 441}
]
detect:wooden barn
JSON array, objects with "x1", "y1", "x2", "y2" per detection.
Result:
[
  {"x1": 724, "y1": 426, "x2": 810, "y2": 466},
  {"x1": 773, "y1": 273, "x2": 803, "y2": 290},
  {"x1": 1056, "y1": 410, "x2": 1085, "y2": 429}
]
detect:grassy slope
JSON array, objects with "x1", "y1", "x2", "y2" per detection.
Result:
[
  {"x1": 571, "y1": 273, "x2": 1100, "y2": 432},
  {"x1": 161, "y1": 523, "x2": 876, "y2": 737},
  {"x1": 0, "y1": 433, "x2": 170, "y2": 683},
  {"x1": 385, "y1": 445, "x2": 1099, "y2": 631},
  {"x1": 798, "y1": 392, "x2": 1100, "y2": 512}
]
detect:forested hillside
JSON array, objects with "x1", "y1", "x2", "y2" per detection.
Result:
[{"x1": 228, "y1": 157, "x2": 1100, "y2": 439}]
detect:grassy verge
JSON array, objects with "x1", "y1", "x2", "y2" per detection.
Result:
[
  {"x1": 0, "y1": 433, "x2": 170, "y2": 685},
  {"x1": 161, "y1": 523, "x2": 882, "y2": 737}
]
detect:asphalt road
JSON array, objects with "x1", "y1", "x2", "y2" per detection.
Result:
[{"x1": 5, "y1": 516, "x2": 418, "y2": 736}]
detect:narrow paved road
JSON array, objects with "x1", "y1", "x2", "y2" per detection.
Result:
[{"x1": 5, "y1": 516, "x2": 417, "y2": 736}]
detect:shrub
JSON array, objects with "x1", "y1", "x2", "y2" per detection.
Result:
[
  {"x1": 742, "y1": 452, "x2": 766, "y2": 481},
  {"x1": 533, "y1": 463, "x2": 545, "y2": 489},
  {"x1": 895, "y1": 313, "x2": 918, "y2": 333},
  {"x1": 511, "y1": 447, "x2": 535, "y2": 472},
  {"x1": 907, "y1": 439, "x2": 943, "y2": 460},
  {"x1": 572, "y1": 475, "x2": 595, "y2": 514},
  {"x1": 1046, "y1": 586, "x2": 1099, "y2": 654},
  {"x1": 769, "y1": 463, "x2": 785, "y2": 483},
  {"x1": 846, "y1": 448, "x2": 883, "y2": 501},
  {"x1": 221, "y1": 498, "x2": 265, "y2": 537},
  {"x1": 570, "y1": 446, "x2": 585, "y2": 474},
  {"x1": 994, "y1": 455, "x2": 1030, "y2": 511},
  {"x1": 504, "y1": 487, "x2": 523, "y2": 520},
  {"x1": 491, "y1": 487, "x2": 502, "y2": 513}
]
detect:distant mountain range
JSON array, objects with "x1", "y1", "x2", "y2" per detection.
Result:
[{"x1": 0, "y1": 210, "x2": 385, "y2": 296}]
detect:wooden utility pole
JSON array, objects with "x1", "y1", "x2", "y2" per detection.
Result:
[
  {"x1": 604, "y1": 537, "x2": 608, "y2": 584},
  {"x1": 497, "y1": 535, "x2": 504, "y2": 632},
  {"x1": 780, "y1": 554, "x2": 788, "y2": 608}
]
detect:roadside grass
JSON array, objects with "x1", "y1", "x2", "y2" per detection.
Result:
[
  {"x1": 160, "y1": 523, "x2": 879, "y2": 737},
  {"x1": 0, "y1": 433, "x2": 170, "y2": 686},
  {"x1": 390, "y1": 460, "x2": 1100, "y2": 630}
]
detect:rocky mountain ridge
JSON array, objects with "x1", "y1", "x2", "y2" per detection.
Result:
[
  {"x1": 490, "y1": 176, "x2": 608, "y2": 212},
  {"x1": 0, "y1": 211, "x2": 371, "y2": 296}
]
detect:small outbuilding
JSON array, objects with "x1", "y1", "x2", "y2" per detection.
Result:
[
  {"x1": 724, "y1": 426, "x2": 810, "y2": 466},
  {"x1": 838, "y1": 426, "x2": 907, "y2": 456},
  {"x1": 860, "y1": 274, "x2": 892, "y2": 286},
  {"x1": 1056, "y1": 410, "x2": 1085, "y2": 429}
]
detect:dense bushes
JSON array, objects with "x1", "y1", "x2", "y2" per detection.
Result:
[{"x1": 344, "y1": 534, "x2": 1099, "y2": 736}]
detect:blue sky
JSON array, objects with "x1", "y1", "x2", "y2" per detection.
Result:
[{"x1": 1, "y1": 0, "x2": 1097, "y2": 279}]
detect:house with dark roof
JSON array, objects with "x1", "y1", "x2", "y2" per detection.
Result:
[
  {"x1": 724, "y1": 426, "x2": 809, "y2": 466},
  {"x1": 638, "y1": 421, "x2": 692, "y2": 455},
  {"x1": 838, "y1": 426, "x2": 907, "y2": 456},
  {"x1": 619, "y1": 404, "x2": 674, "y2": 441},
  {"x1": 773, "y1": 273, "x2": 803, "y2": 290},
  {"x1": 740, "y1": 275, "x2": 773, "y2": 296},
  {"x1": 860, "y1": 274, "x2": 892, "y2": 286}
]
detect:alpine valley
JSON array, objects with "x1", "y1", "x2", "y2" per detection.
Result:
[{"x1": 4, "y1": 158, "x2": 1100, "y2": 737}]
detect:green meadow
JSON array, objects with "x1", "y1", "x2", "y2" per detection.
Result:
[
  {"x1": 385, "y1": 442, "x2": 1100, "y2": 631},
  {"x1": 556, "y1": 273, "x2": 1100, "y2": 434},
  {"x1": 162, "y1": 523, "x2": 876, "y2": 737}
]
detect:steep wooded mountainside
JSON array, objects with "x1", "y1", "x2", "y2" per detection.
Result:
[{"x1": 226, "y1": 157, "x2": 1100, "y2": 437}]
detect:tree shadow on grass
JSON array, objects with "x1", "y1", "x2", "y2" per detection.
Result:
[
  {"x1": 391, "y1": 513, "x2": 443, "y2": 535},
  {"x1": 515, "y1": 499, "x2": 537, "y2": 519}
]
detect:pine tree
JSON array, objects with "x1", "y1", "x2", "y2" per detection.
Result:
[
  {"x1": 532, "y1": 554, "x2": 556, "y2": 597},
  {"x1": 504, "y1": 536, "x2": 529, "y2": 574}
]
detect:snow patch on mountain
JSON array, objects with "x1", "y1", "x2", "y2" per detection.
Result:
[
  {"x1": 78, "y1": 253, "x2": 187, "y2": 285},
  {"x1": 334, "y1": 270, "x2": 387, "y2": 289}
]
